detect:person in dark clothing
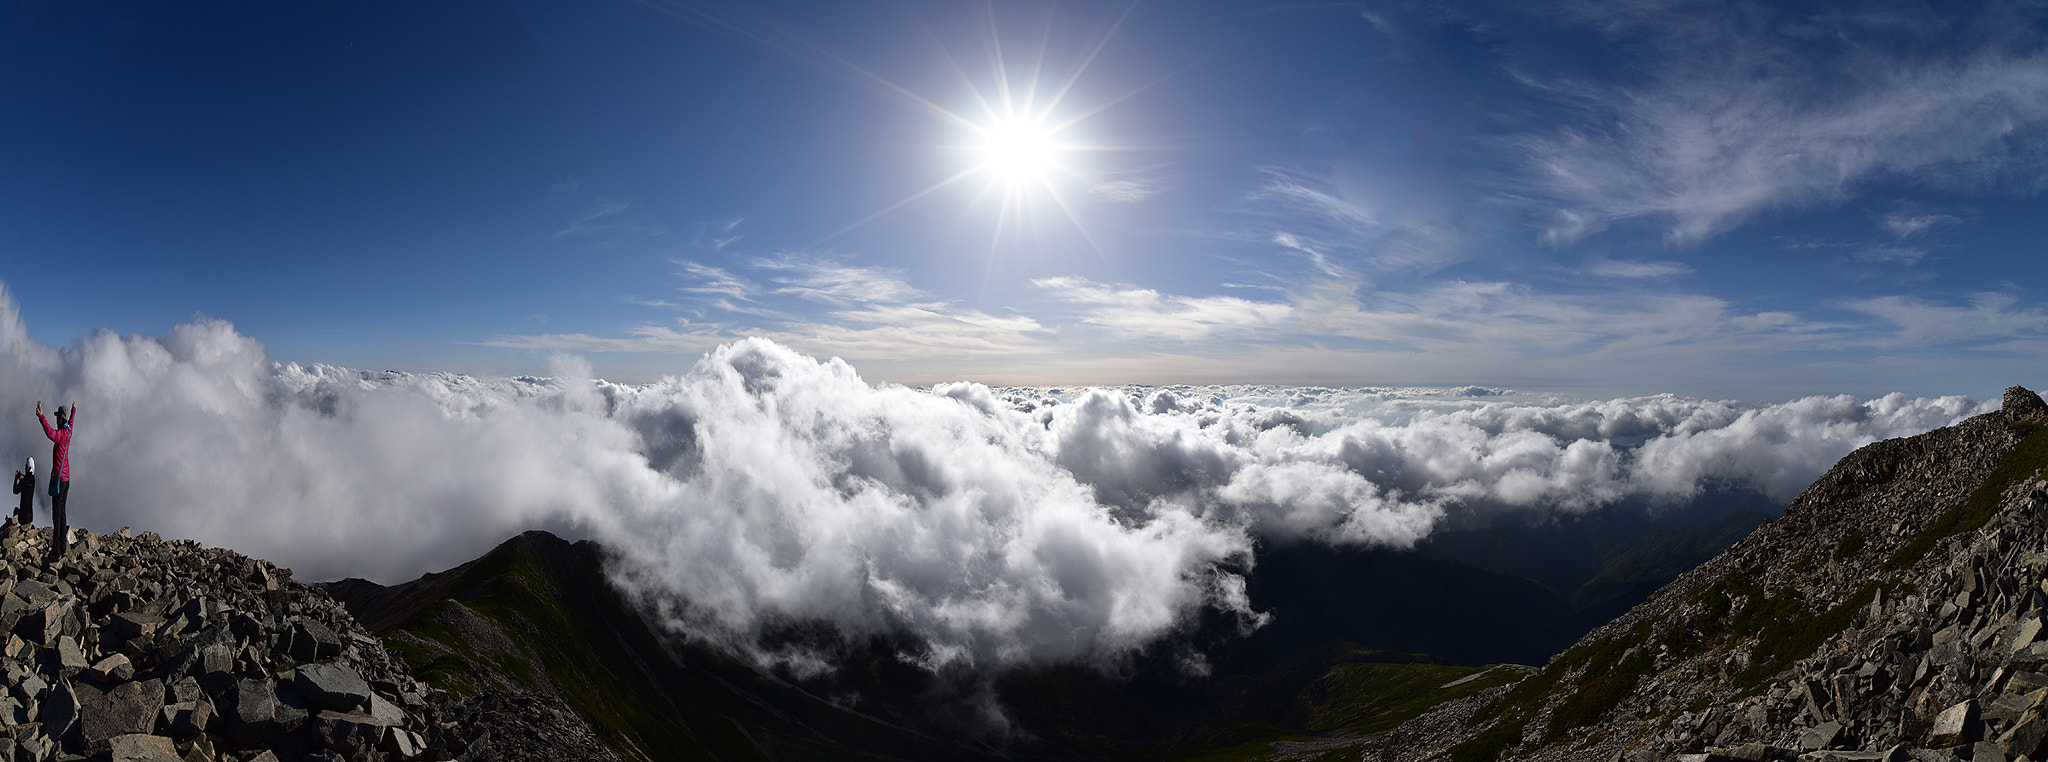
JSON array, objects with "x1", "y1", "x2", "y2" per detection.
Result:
[
  {"x1": 10, "y1": 457, "x2": 32, "y2": 527},
  {"x1": 37, "y1": 401, "x2": 74, "y2": 562}
]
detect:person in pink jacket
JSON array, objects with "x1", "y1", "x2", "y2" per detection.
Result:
[{"x1": 36, "y1": 401, "x2": 74, "y2": 561}]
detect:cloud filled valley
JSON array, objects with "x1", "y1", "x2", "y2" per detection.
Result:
[{"x1": 0, "y1": 292, "x2": 1995, "y2": 671}]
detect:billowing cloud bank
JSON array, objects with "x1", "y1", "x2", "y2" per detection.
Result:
[{"x1": 0, "y1": 293, "x2": 1991, "y2": 668}]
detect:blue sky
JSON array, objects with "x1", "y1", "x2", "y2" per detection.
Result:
[{"x1": 4, "y1": 0, "x2": 2046, "y2": 400}]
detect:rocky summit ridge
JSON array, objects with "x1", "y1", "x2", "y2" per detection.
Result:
[
  {"x1": 1352, "y1": 386, "x2": 2048, "y2": 762},
  {"x1": 0, "y1": 519, "x2": 557, "y2": 762}
]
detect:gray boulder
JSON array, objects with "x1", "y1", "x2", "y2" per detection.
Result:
[
  {"x1": 1798, "y1": 722, "x2": 1845, "y2": 751},
  {"x1": 0, "y1": 593, "x2": 30, "y2": 637},
  {"x1": 38, "y1": 679, "x2": 78, "y2": 744},
  {"x1": 367, "y1": 692, "x2": 406, "y2": 725},
  {"x1": 17, "y1": 731, "x2": 54, "y2": 761},
  {"x1": 158, "y1": 699, "x2": 211, "y2": 738},
  {"x1": 1929, "y1": 701, "x2": 1980, "y2": 747},
  {"x1": 85, "y1": 653, "x2": 134, "y2": 683},
  {"x1": 385, "y1": 727, "x2": 428, "y2": 759},
  {"x1": 106, "y1": 612, "x2": 163, "y2": 641},
  {"x1": 295, "y1": 662, "x2": 371, "y2": 712},
  {"x1": 54, "y1": 635, "x2": 87, "y2": 678},
  {"x1": 1795, "y1": 749, "x2": 1907, "y2": 762},
  {"x1": 31, "y1": 600, "x2": 67, "y2": 647},
  {"x1": 308, "y1": 709, "x2": 388, "y2": 756},
  {"x1": 290, "y1": 619, "x2": 343, "y2": 663},
  {"x1": 13, "y1": 579, "x2": 57, "y2": 606},
  {"x1": 198, "y1": 644, "x2": 232, "y2": 676},
  {"x1": 224, "y1": 677, "x2": 291, "y2": 749},
  {"x1": 106, "y1": 733, "x2": 180, "y2": 762},
  {"x1": 79, "y1": 678, "x2": 161, "y2": 745}
]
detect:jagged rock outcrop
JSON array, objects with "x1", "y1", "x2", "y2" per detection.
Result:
[
  {"x1": 1365, "y1": 385, "x2": 2048, "y2": 762},
  {"x1": 0, "y1": 520, "x2": 578, "y2": 761}
]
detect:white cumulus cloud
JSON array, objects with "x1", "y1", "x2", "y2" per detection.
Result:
[{"x1": 0, "y1": 287, "x2": 1998, "y2": 671}]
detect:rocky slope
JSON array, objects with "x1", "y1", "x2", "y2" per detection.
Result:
[
  {"x1": 1355, "y1": 386, "x2": 2048, "y2": 762},
  {"x1": 0, "y1": 518, "x2": 598, "y2": 762}
]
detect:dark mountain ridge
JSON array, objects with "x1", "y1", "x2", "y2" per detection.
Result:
[{"x1": 325, "y1": 530, "x2": 991, "y2": 761}]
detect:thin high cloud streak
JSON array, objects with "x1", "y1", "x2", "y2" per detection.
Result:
[
  {"x1": 483, "y1": 249, "x2": 2048, "y2": 392},
  {"x1": 0, "y1": 294, "x2": 1990, "y2": 669},
  {"x1": 1237, "y1": 170, "x2": 2048, "y2": 385},
  {"x1": 1033, "y1": 276, "x2": 1294, "y2": 341},
  {"x1": 1525, "y1": 2, "x2": 2048, "y2": 243},
  {"x1": 487, "y1": 256, "x2": 1054, "y2": 366}
]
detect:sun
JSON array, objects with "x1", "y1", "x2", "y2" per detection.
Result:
[
  {"x1": 793, "y1": 2, "x2": 1154, "y2": 265},
  {"x1": 975, "y1": 116, "x2": 1064, "y2": 186}
]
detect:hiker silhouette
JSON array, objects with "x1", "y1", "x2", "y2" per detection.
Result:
[{"x1": 10, "y1": 457, "x2": 31, "y2": 527}]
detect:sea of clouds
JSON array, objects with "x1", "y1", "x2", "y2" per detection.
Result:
[{"x1": 0, "y1": 292, "x2": 1994, "y2": 670}]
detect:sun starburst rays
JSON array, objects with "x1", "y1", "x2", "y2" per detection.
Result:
[{"x1": 790, "y1": 4, "x2": 1142, "y2": 244}]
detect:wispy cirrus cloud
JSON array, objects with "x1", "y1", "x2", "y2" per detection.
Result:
[
  {"x1": 1767, "y1": 207, "x2": 1953, "y2": 276},
  {"x1": 1091, "y1": 179, "x2": 1167, "y2": 203},
  {"x1": 488, "y1": 255, "x2": 1054, "y2": 367},
  {"x1": 673, "y1": 261, "x2": 758, "y2": 300},
  {"x1": 1034, "y1": 276, "x2": 1296, "y2": 341},
  {"x1": 1295, "y1": 279, "x2": 1822, "y2": 359},
  {"x1": 1520, "y1": 5, "x2": 2048, "y2": 245},
  {"x1": 1088, "y1": 164, "x2": 1178, "y2": 205},
  {"x1": 486, "y1": 258, "x2": 2048, "y2": 393},
  {"x1": 480, "y1": 324, "x2": 729, "y2": 355},
  {"x1": 759, "y1": 257, "x2": 926, "y2": 305},
  {"x1": 1586, "y1": 260, "x2": 1693, "y2": 279},
  {"x1": 775, "y1": 304, "x2": 1051, "y2": 360},
  {"x1": 691, "y1": 217, "x2": 746, "y2": 251},
  {"x1": 1883, "y1": 211, "x2": 1961, "y2": 238},
  {"x1": 553, "y1": 198, "x2": 665, "y2": 243},
  {"x1": 1847, "y1": 245, "x2": 1928, "y2": 267},
  {"x1": 1247, "y1": 167, "x2": 1464, "y2": 277},
  {"x1": 1840, "y1": 291, "x2": 2048, "y2": 347}
]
